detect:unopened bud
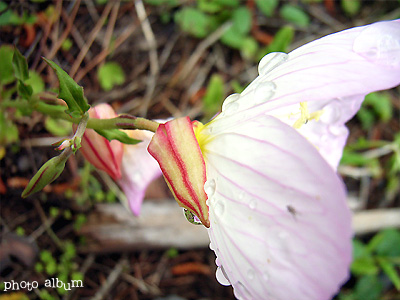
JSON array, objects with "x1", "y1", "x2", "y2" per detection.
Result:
[{"x1": 22, "y1": 151, "x2": 70, "y2": 198}]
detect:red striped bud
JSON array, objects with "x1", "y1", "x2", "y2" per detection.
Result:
[{"x1": 148, "y1": 117, "x2": 210, "y2": 228}]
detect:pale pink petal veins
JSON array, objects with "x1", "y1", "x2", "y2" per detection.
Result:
[
  {"x1": 202, "y1": 115, "x2": 352, "y2": 300},
  {"x1": 216, "y1": 19, "x2": 400, "y2": 169},
  {"x1": 118, "y1": 130, "x2": 162, "y2": 216}
]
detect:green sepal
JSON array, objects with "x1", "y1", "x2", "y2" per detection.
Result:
[
  {"x1": 43, "y1": 58, "x2": 90, "y2": 117},
  {"x1": 12, "y1": 48, "x2": 30, "y2": 81},
  {"x1": 22, "y1": 153, "x2": 69, "y2": 198},
  {"x1": 95, "y1": 128, "x2": 141, "y2": 145}
]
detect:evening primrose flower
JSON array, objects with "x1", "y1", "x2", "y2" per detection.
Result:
[{"x1": 148, "y1": 20, "x2": 400, "y2": 300}]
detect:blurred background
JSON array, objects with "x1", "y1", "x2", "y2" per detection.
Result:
[{"x1": 1, "y1": 0, "x2": 400, "y2": 299}]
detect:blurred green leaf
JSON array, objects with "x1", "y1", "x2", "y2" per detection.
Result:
[
  {"x1": 220, "y1": 26, "x2": 246, "y2": 49},
  {"x1": 61, "y1": 38, "x2": 73, "y2": 51},
  {"x1": 368, "y1": 228, "x2": 400, "y2": 257},
  {"x1": 231, "y1": 7, "x2": 251, "y2": 35},
  {"x1": 12, "y1": 48, "x2": 29, "y2": 81},
  {"x1": 174, "y1": 7, "x2": 215, "y2": 38},
  {"x1": 377, "y1": 257, "x2": 400, "y2": 290},
  {"x1": 203, "y1": 74, "x2": 224, "y2": 119},
  {"x1": 241, "y1": 37, "x2": 259, "y2": 60},
  {"x1": 0, "y1": 45, "x2": 15, "y2": 84},
  {"x1": 26, "y1": 70, "x2": 45, "y2": 94},
  {"x1": 364, "y1": 92, "x2": 393, "y2": 122},
  {"x1": 354, "y1": 275, "x2": 384, "y2": 300},
  {"x1": 259, "y1": 25, "x2": 294, "y2": 59},
  {"x1": 144, "y1": 0, "x2": 179, "y2": 6},
  {"x1": 0, "y1": 2, "x2": 37, "y2": 26},
  {"x1": 97, "y1": 62, "x2": 126, "y2": 91},
  {"x1": 0, "y1": 111, "x2": 19, "y2": 145},
  {"x1": 357, "y1": 108, "x2": 375, "y2": 130},
  {"x1": 45, "y1": 118, "x2": 72, "y2": 136},
  {"x1": 95, "y1": 128, "x2": 141, "y2": 144},
  {"x1": 17, "y1": 80, "x2": 33, "y2": 100},
  {"x1": 341, "y1": 0, "x2": 361, "y2": 16},
  {"x1": 255, "y1": 0, "x2": 278, "y2": 17},
  {"x1": 351, "y1": 240, "x2": 379, "y2": 276},
  {"x1": 280, "y1": 4, "x2": 310, "y2": 28},
  {"x1": 43, "y1": 58, "x2": 90, "y2": 118}
]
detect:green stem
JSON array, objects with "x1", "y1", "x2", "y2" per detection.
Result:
[{"x1": 2, "y1": 99, "x2": 160, "y2": 133}]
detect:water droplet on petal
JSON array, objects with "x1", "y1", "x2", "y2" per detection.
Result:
[
  {"x1": 234, "y1": 282, "x2": 252, "y2": 299},
  {"x1": 353, "y1": 21, "x2": 400, "y2": 67},
  {"x1": 216, "y1": 266, "x2": 231, "y2": 286},
  {"x1": 247, "y1": 269, "x2": 255, "y2": 280},
  {"x1": 183, "y1": 209, "x2": 202, "y2": 225},
  {"x1": 223, "y1": 102, "x2": 239, "y2": 115},
  {"x1": 248, "y1": 199, "x2": 257, "y2": 210},
  {"x1": 237, "y1": 191, "x2": 245, "y2": 201},
  {"x1": 204, "y1": 179, "x2": 216, "y2": 197},
  {"x1": 262, "y1": 271, "x2": 269, "y2": 282},
  {"x1": 214, "y1": 201, "x2": 225, "y2": 216},
  {"x1": 279, "y1": 231, "x2": 289, "y2": 239},
  {"x1": 258, "y1": 52, "x2": 289, "y2": 75},
  {"x1": 252, "y1": 81, "x2": 277, "y2": 105},
  {"x1": 222, "y1": 93, "x2": 241, "y2": 111}
]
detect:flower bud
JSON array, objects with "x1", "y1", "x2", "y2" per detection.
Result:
[
  {"x1": 22, "y1": 152, "x2": 69, "y2": 198},
  {"x1": 77, "y1": 104, "x2": 123, "y2": 180},
  {"x1": 148, "y1": 117, "x2": 210, "y2": 227}
]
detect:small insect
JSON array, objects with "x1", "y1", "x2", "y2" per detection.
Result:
[
  {"x1": 183, "y1": 209, "x2": 202, "y2": 225},
  {"x1": 287, "y1": 205, "x2": 298, "y2": 218}
]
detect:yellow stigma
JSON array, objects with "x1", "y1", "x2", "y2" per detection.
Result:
[{"x1": 292, "y1": 102, "x2": 324, "y2": 129}]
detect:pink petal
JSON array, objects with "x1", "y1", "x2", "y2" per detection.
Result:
[
  {"x1": 202, "y1": 115, "x2": 352, "y2": 300},
  {"x1": 118, "y1": 130, "x2": 162, "y2": 216},
  {"x1": 217, "y1": 19, "x2": 400, "y2": 169}
]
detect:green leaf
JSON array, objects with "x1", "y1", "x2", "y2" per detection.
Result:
[
  {"x1": 45, "y1": 118, "x2": 73, "y2": 136},
  {"x1": 351, "y1": 240, "x2": 379, "y2": 276},
  {"x1": 377, "y1": 257, "x2": 400, "y2": 290},
  {"x1": 61, "y1": 38, "x2": 73, "y2": 51},
  {"x1": 357, "y1": 107, "x2": 375, "y2": 130},
  {"x1": 0, "y1": 45, "x2": 15, "y2": 84},
  {"x1": 0, "y1": 111, "x2": 19, "y2": 145},
  {"x1": 26, "y1": 70, "x2": 45, "y2": 94},
  {"x1": 144, "y1": 0, "x2": 179, "y2": 6},
  {"x1": 255, "y1": 0, "x2": 278, "y2": 17},
  {"x1": 97, "y1": 62, "x2": 126, "y2": 91},
  {"x1": 12, "y1": 48, "x2": 29, "y2": 81},
  {"x1": 95, "y1": 128, "x2": 141, "y2": 144},
  {"x1": 363, "y1": 92, "x2": 393, "y2": 123},
  {"x1": 240, "y1": 37, "x2": 259, "y2": 60},
  {"x1": 280, "y1": 4, "x2": 310, "y2": 28},
  {"x1": 220, "y1": 26, "x2": 246, "y2": 49},
  {"x1": 174, "y1": 7, "x2": 215, "y2": 38},
  {"x1": 231, "y1": 7, "x2": 252, "y2": 36},
  {"x1": 368, "y1": 228, "x2": 400, "y2": 257},
  {"x1": 341, "y1": 0, "x2": 361, "y2": 16},
  {"x1": 354, "y1": 275, "x2": 384, "y2": 300},
  {"x1": 43, "y1": 58, "x2": 90, "y2": 117},
  {"x1": 17, "y1": 80, "x2": 33, "y2": 99},
  {"x1": 258, "y1": 26, "x2": 294, "y2": 59},
  {"x1": 203, "y1": 74, "x2": 225, "y2": 119}
]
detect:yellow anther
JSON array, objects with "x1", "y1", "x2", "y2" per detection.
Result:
[{"x1": 292, "y1": 102, "x2": 324, "y2": 129}]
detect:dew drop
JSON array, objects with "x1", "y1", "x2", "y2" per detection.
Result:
[
  {"x1": 222, "y1": 93, "x2": 241, "y2": 111},
  {"x1": 204, "y1": 179, "x2": 216, "y2": 197},
  {"x1": 252, "y1": 81, "x2": 277, "y2": 105},
  {"x1": 247, "y1": 269, "x2": 255, "y2": 280},
  {"x1": 248, "y1": 199, "x2": 257, "y2": 210},
  {"x1": 279, "y1": 231, "x2": 289, "y2": 239},
  {"x1": 222, "y1": 102, "x2": 239, "y2": 115},
  {"x1": 216, "y1": 266, "x2": 231, "y2": 286},
  {"x1": 237, "y1": 191, "x2": 245, "y2": 201},
  {"x1": 353, "y1": 22, "x2": 400, "y2": 67},
  {"x1": 262, "y1": 271, "x2": 269, "y2": 282},
  {"x1": 183, "y1": 209, "x2": 202, "y2": 225},
  {"x1": 258, "y1": 52, "x2": 289, "y2": 75},
  {"x1": 214, "y1": 201, "x2": 225, "y2": 216},
  {"x1": 234, "y1": 282, "x2": 252, "y2": 300}
]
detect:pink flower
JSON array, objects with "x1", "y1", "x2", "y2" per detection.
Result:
[
  {"x1": 118, "y1": 129, "x2": 162, "y2": 216},
  {"x1": 78, "y1": 104, "x2": 123, "y2": 180},
  {"x1": 147, "y1": 20, "x2": 400, "y2": 300}
]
